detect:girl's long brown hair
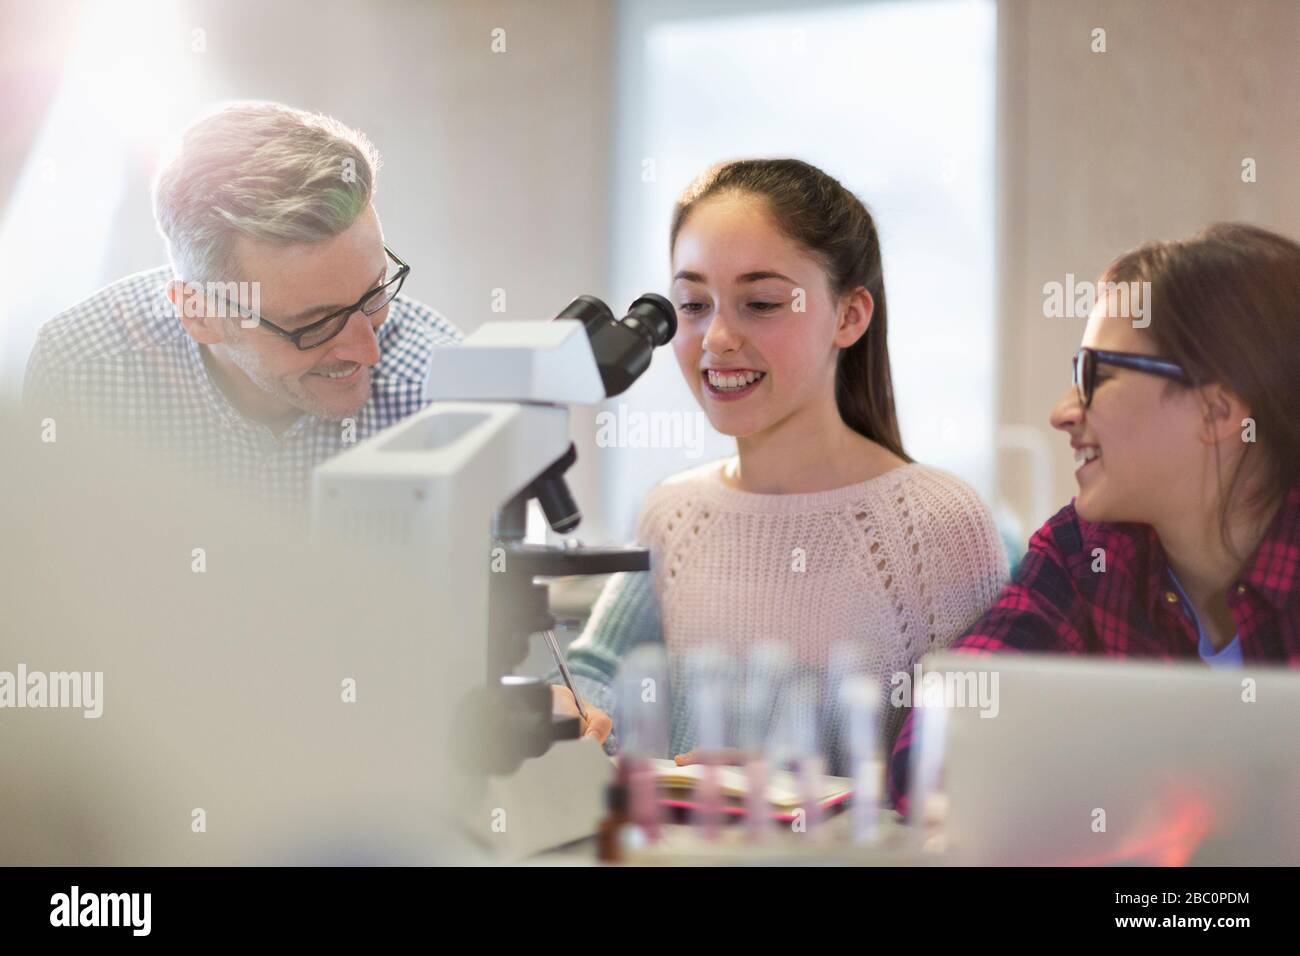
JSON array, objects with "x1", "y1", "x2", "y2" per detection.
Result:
[
  {"x1": 669, "y1": 159, "x2": 910, "y2": 462},
  {"x1": 1105, "y1": 222, "x2": 1300, "y2": 544}
]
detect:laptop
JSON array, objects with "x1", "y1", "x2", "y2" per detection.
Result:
[{"x1": 913, "y1": 653, "x2": 1300, "y2": 865}]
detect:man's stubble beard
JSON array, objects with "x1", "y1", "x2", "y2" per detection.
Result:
[{"x1": 228, "y1": 345, "x2": 369, "y2": 423}]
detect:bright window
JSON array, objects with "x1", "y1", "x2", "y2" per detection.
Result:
[{"x1": 601, "y1": 0, "x2": 996, "y2": 539}]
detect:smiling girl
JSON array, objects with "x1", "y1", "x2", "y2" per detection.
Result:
[
  {"x1": 551, "y1": 159, "x2": 1008, "y2": 771},
  {"x1": 887, "y1": 222, "x2": 1300, "y2": 809}
]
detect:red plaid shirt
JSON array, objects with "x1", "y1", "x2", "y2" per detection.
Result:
[{"x1": 887, "y1": 485, "x2": 1300, "y2": 813}]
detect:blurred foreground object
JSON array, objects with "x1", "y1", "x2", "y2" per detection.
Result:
[{"x1": 0, "y1": 403, "x2": 477, "y2": 864}]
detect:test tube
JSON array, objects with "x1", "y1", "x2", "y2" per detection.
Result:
[
  {"x1": 740, "y1": 642, "x2": 788, "y2": 842},
  {"x1": 908, "y1": 682, "x2": 950, "y2": 828},
  {"x1": 771, "y1": 672, "x2": 823, "y2": 838},
  {"x1": 792, "y1": 674, "x2": 825, "y2": 837},
  {"x1": 685, "y1": 647, "x2": 729, "y2": 840},
  {"x1": 617, "y1": 644, "x2": 668, "y2": 841},
  {"x1": 840, "y1": 673, "x2": 882, "y2": 843}
]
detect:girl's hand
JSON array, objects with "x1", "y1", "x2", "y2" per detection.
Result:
[{"x1": 550, "y1": 684, "x2": 613, "y2": 743}]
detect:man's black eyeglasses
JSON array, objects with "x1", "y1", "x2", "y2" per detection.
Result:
[
  {"x1": 1072, "y1": 347, "x2": 1191, "y2": 408},
  {"x1": 235, "y1": 246, "x2": 410, "y2": 350}
]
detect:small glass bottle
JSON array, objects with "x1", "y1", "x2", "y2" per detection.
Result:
[{"x1": 596, "y1": 779, "x2": 630, "y2": 863}]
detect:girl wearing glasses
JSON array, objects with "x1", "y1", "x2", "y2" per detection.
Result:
[
  {"x1": 887, "y1": 222, "x2": 1300, "y2": 808},
  {"x1": 550, "y1": 159, "x2": 1009, "y2": 771}
]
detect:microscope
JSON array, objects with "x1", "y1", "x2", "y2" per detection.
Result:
[{"x1": 312, "y1": 292, "x2": 676, "y2": 779}]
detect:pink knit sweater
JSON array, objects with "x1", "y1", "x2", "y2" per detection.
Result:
[{"x1": 635, "y1": 458, "x2": 1009, "y2": 756}]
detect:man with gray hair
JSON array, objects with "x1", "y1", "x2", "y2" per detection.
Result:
[{"x1": 23, "y1": 101, "x2": 460, "y2": 508}]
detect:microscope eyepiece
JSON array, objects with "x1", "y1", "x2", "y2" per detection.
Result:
[
  {"x1": 622, "y1": 292, "x2": 677, "y2": 348},
  {"x1": 557, "y1": 292, "x2": 678, "y2": 398},
  {"x1": 555, "y1": 294, "x2": 615, "y2": 332}
]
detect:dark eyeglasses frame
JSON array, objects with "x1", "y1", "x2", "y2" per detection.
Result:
[
  {"x1": 1072, "y1": 347, "x2": 1191, "y2": 408},
  {"x1": 231, "y1": 245, "x2": 410, "y2": 351}
]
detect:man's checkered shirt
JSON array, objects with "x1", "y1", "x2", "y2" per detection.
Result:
[{"x1": 23, "y1": 266, "x2": 462, "y2": 510}]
